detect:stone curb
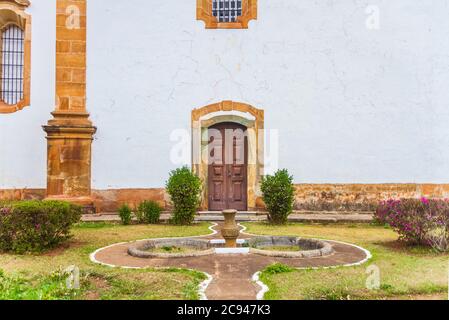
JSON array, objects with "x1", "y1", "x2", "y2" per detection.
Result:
[
  {"x1": 128, "y1": 239, "x2": 215, "y2": 259},
  {"x1": 248, "y1": 237, "x2": 334, "y2": 258}
]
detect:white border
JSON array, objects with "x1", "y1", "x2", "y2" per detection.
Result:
[
  {"x1": 252, "y1": 272, "x2": 269, "y2": 300},
  {"x1": 198, "y1": 272, "x2": 213, "y2": 300},
  {"x1": 215, "y1": 248, "x2": 250, "y2": 254},
  {"x1": 89, "y1": 222, "x2": 219, "y2": 299},
  {"x1": 209, "y1": 239, "x2": 246, "y2": 245}
]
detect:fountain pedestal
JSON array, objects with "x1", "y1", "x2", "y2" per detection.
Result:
[{"x1": 221, "y1": 209, "x2": 240, "y2": 248}]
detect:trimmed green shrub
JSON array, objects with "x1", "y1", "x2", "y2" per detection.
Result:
[
  {"x1": 261, "y1": 169, "x2": 295, "y2": 225},
  {"x1": 118, "y1": 204, "x2": 133, "y2": 225},
  {"x1": 166, "y1": 167, "x2": 202, "y2": 225},
  {"x1": 136, "y1": 200, "x2": 162, "y2": 224},
  {"x1": 0, "y1": 200, "x2": 82, "y2": 254}
]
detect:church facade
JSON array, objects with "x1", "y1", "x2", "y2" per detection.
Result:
[{"x1": 1, "y1": 0, "x2": 449, "y2": 213}]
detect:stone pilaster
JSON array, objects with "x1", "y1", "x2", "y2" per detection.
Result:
[{"x1": 43, "y1": 0, "x2": 96, "y2": 210}]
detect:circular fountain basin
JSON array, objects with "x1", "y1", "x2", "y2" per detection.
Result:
[
  {"x1": 128, "y1": 238, "x2": 215, "y2": 258},
  {"x1": 248, "y1": 236, "x2": 334, "y2": 258}
]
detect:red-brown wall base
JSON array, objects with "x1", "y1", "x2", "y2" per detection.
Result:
[
  {"x1": 2, "y1": 184, "x2": 449, "y2": 213},
  {"x1": 91, "y1": 189, "x2": 167, "y2": 212},
  {"x1": 0, "y1": 188, "x2": 167, "y2": 213},
  {"x1": 0, "y1": 189, "x2": 46, "y2": 201},
  {"x1": 293, "y1": 184, "x2": 449, "y2": 212}
]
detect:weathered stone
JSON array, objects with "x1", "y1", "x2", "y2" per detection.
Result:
[
  {"x1": 0, "y1": 189, "x2": 45, "y2": 201},
  {"x1": 3, "y1": 183, "x2": 449, "y2": 214},
  {"x1": 92, "y1": 188, "x2": 167, "y2": 213},
  {"x1": 293, "y1": 184, "x2": 449, "y2": 212},
  {"x1": 42, "y1": 0, "x2": 96, "y2": 211}
]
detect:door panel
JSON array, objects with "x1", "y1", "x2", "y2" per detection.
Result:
[
  {"x1": 208, "y1": 123, "x2": 248, "y2": 211},
  {"x1": 212, "y1": 181, "x2": 223, "y2": 201}
]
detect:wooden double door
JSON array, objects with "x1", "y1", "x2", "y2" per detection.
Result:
[{"x1": 208, "y1": 122, "x2": 248, "y2": 211}]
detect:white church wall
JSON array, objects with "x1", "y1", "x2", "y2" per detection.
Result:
[{"x1": 88, "y1": 0, "x2": 449, "y2": 188}]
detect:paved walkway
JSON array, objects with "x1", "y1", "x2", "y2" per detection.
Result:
[{"x1": 90, "y1": 224, "x2": 370, "y2": 300}]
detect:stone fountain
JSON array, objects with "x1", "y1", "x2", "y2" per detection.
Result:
[{"x1": 127, "y1": 208, "x2": 336, "y2": 258}]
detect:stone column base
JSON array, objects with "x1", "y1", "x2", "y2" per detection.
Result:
[{"x1": 43, "y1": 112, "x2": 97, "y2": 213}]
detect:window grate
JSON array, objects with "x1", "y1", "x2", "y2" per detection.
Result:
[
  {"x1": 1, "y1": 25, "x2": 24, "y2": 105},
  {"x1": 212, "y1": 0, "x2": 242, "y2": 23}
]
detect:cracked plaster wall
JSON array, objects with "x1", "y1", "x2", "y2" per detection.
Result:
[{"x1": 88, "y1": 0, "x2": 449, "y2": 188}]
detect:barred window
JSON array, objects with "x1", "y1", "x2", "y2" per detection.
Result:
[
  {"x1": 197, "y1": 0, "x2": 257, "y2": 29},
  {"x1": 1, "y1": 25, "x2": 24, "y2": 105},
  {"x1": 0, "y1": 1, "x2": 31, "y2": 114},
  {"x1": 213, "y1": 0, "x2": 242, "y2": 23}
]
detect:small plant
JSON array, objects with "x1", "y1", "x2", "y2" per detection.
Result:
[
  {"x1": 0, "y1": 200, "x2": 82, "y2": 254},
  {"x1": 166, "y1": 167, "x2": 202, "y2": 225},
  {"x1": 118, "y1": 204, "x2": 133, "y2": 225},
  {"x1": 136, "y1": 200, "x2": 162, "y2": 224},
  {"x1": 263, "y1": 263, "x2": 294, "y2": 275},
  {"x1": 261, "y1": 169, "x2": 295, "y2": 225}
]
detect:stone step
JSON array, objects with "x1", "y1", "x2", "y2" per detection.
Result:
[
  {"x1": 81, "y1": 212, "x2": 373, "y2": 223},
  {"x1": 198, "y1": 211, "x2": 259, "y2": 216}
]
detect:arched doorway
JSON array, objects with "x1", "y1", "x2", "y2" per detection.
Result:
[
  {"x1": 192, "y1": 101, "x2": 264, "y2": 211},
  {"x1": 208, "y1": 122, "x2": 248, "y2": 211}
]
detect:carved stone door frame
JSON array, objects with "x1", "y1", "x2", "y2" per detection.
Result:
[{"x1": 192, "y1": 101, "x2": 264, "y2": 211}]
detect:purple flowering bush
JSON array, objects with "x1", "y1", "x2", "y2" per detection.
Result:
[
  {"x1": 375, "y1": 198, "x2": 449, "y2": 251},
  {"x1": 0, "y1": 200, "x2": 82, "y2": 254}
]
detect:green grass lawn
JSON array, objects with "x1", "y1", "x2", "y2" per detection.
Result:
[
  {"x1": 0, "y1": 222, "x2": 211, "y2": 300},
  {"x1": 243, "y1": 222, "x2": 449, "y2": 300},
  {"x1": 2, "y1": 221, "x2": 448, "y2": 300}
]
